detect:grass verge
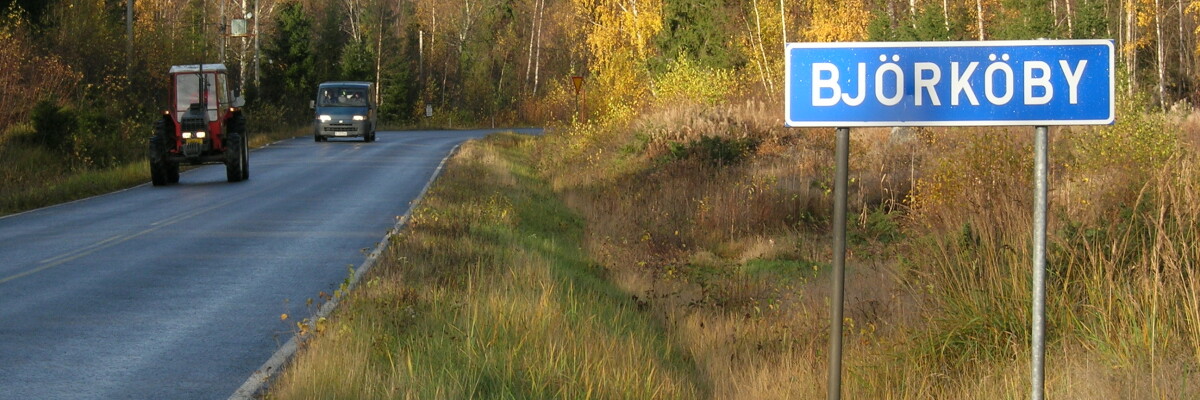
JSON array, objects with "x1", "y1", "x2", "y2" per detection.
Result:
[
  {"x1": 0, "y1": 127, "x2": 304, "y2": 217},
  {"x1": 267, "y1": 132, "x2": 703, "y2": 399},
  {"x1": 529, "y1": 97, "x2": 1200, "y2": 398}
]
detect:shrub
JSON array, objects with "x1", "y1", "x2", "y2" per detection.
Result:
[
  {"x1": 665, "y1": 135, "x2": 759, "y2": 167},
  {"x1": 652, "y1": 56, "x2": 738, "y2": 106},
  {"x1": 247, "y1": 102, "x2": 291, "y2": 136},
  {"x1": 30, "y1": 99, "x2": 78, "y2": 154}
]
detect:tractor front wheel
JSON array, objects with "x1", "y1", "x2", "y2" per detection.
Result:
[
  {"x1": 149, "y1": 120, "x2": 172, "y2": 186},
  {"x1": 226, "y1": 113, "x2": 249, "y2": 182},
  {"x1": 240, "y1": 132, "x2": 249, "y2": 180},
  {"x1": 150, "y1": 161, "x2": 167, "y2": 186}
]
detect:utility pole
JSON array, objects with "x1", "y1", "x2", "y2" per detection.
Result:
[
  {"x1": 254, "y1": 0, "x2": 260, "y2": 87},
  {"x1": 375, "y1": 1, "x2": 384, "y2": 107},
  {"x1": 220, "y1": 0, "x2": 227, "y2": 63}
]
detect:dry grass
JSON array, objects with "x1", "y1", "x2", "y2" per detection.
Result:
[
  {"x1": 268, "y1": 99, "x2": 1200, "y2": 397},
  {"x1": 536, "y1": 89, "x2": 1200, "y2": 398}
]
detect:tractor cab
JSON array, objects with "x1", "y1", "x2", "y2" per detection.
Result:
[{"x1": 148, "y1": 64, "x2": 249, "y2": 186}]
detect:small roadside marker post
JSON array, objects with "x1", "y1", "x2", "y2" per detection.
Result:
[{"x1": 783, "y1": 40, "x2": 1114, "y2": 400}]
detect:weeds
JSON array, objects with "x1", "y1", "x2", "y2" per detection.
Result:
[{"x1": 269, "y1": 133, "x2": 702, "y2": 399}]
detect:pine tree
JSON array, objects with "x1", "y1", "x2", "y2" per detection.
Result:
[{"x1": 262, "y1": 2, "x2": 315, "y2": 111}]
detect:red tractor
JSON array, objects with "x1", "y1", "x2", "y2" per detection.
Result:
[{"x1": 148, "y1": 64, "x2": 249, "y2": 186}]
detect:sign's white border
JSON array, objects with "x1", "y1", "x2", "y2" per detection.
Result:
[{"x1": 783, "y1": 40, "x2": 1116, "y2": 127}]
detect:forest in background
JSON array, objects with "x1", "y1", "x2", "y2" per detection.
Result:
[{"x1": 2, "y1": 0, "x2": 1198, "y2": 149}]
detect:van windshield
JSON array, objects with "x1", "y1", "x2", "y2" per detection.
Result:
[{"x1": 317, "y1": 87, "x2": 368, "y2": 107}]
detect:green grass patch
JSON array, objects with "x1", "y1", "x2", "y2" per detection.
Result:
[
  {"x1": 268, "y1": 132, "x2": 704, "y2": 399},
  {"x1": 740, "y1": 258, "x2": 824, "y2": 282},
  {"x1": 0, "y1": 161, "x2": 149, "y2": 214}
]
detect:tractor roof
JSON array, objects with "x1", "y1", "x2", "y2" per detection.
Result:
[{"x1": 169, "y1": 64, "x2": 229, "y2": 74}]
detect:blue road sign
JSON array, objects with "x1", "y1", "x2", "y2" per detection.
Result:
[{"x1": 784, "y1": 40, "x2": 1114, "y2": 127}]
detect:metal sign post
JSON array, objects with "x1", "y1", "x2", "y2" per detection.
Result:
[
  {"x1": 1031, "y1": 125, "x2": 1049, "y2": 400},
  {"x1": 784, "y1": 40, "x2": 1114, "y2": 400},
  {"x1": 828, "y1": 127, "x2": 849, "y2": 400}
]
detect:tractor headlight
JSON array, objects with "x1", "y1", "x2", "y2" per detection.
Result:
[
  {"x1": 195, "y1": 131, "x2": 206, "y2": 138},
  {"x1": 319, "y1": 115, "x2": 332, "y2": 122},
  {"x1": 352, "y1": 115, "x2": 366, "y2": 121},
  {"x1": 182, "y1": 132, "x2": 193, "y2": 139}
]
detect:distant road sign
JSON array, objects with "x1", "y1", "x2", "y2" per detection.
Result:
[
  {"x1": 571, "y1": 76, "x2": 584, "y2": 94},
  {"x1": 784, "y1": 40, "x2": 1114, "y2": 127},
  {"x1": 230, "y1": 19, "x2": 249, "y2": 37}
]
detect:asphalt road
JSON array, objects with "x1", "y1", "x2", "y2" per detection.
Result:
[{"x1": 0, "y1": 129, "x2": 535, "y2": 399}]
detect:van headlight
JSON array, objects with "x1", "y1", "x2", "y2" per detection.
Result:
[
  {"x1": 352, "y1": 115, "x2": 365, "y2": 121},
  {"x1": 319, "y1": 115, "x2": 332, "y2": 122},
  {"x1": 195, "y1": 131, "x2": 206, "y2": 138},
  {"x1": 182, "y1": 132, "x2": 192, "y2": 139}
]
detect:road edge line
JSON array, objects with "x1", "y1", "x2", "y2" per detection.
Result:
[{"x1": 228, "y1": 142, "x2": 464, "y2": 400}]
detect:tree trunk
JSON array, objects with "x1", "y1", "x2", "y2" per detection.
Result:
[
  {"x1": 239, "y1": 0, "x2": 249, "y2": 94},
  {"x1": 943, "y1": 0, "x2": 950, "y2": 32},
  {"x1": 533, "y1": 0, "x2": 544, "y2": 95},
  {"x1": 977, "y1": 0, "x2": 985, "y2": 40},
  {"x1": 1128, "y1": 0, "x2": 1136, "y2": 96},
  {"x1": 751, "y1": 0, "x2": 774, "y2": 92},
  {"x1": 528, "y1": 0, "x2": 542, "y2": 91},
  {"x1": 1065, "y1": 0, "x2": 1073, "y2": 36},
  {"x1": 1178, "y1": 0, "x2": 1189, "y2": 80},
  {"x1": 910, "y1": 0, "x2": 917, "y2": 29},
  {"x1": 742, "y1": 14, "x2": 770, "y2": 94},
  {"x1": 779, "y1": 0, "x2": 786, "y2": 44},
  {"x1": 1154, "y1": 0, "x2": 1165, "y2": 106},
  {"x1": 1052, "y1": 0, "x2": 1058, "y2": 29}
]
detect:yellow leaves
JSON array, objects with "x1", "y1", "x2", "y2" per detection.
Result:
[
  {"x1": 571, "y1": 0, "x2": 664, "y2": 113},
  {"x1": 652, "y1": 57, "x2": 738, "y2": 106},
  {"x1": 1190, "y1": 0, "x2": 1200, "y2": 55},
  {"x1": 576, "y1": 0, "x2": 663, "y2": 59},
  {"x1": 803, "y1": 0, "x2": 870, "y2": 42},
  {"x1": 281, "y1": 313, "x2": 289, "y2": 321}
]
